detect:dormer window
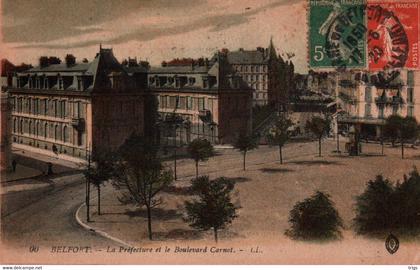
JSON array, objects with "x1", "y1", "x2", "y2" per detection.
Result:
[
  {"x1": 149, "y1": 76, "x2": 155, "y2": 85},
  {"x1": 77, "y1": 77, "x2": 83, "y2": 90},
  {"x1": 58, "y1": 75, "x2": 64, "y2": 90},
  {"x1": 168, "y1": 77, "x2": 174, "y2": 85},
  {"x1": 188, "y1": 77, "x2": 196, "y2": 85},
  {"x1": 28, "y1": 77, "x2": 33, "y2": 88},
  {"x1": 175, "y1": 77, "x2": 180, "y2": 88},
  {"x1": 202, "y1": 77, "x2": 209, "y2": 88}
]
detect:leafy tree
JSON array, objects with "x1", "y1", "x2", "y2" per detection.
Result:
[
  {"x1": 83, "y1": 150, "x2": 116, "y2": 215},
  {"x1": 184, "y1": 176, "x2": 238, "y2": 242},
  {"x1": 354, "y1": 168, "x2": 420, "y2": 235},
  {"x1": 394, "y1": 168, "x2": 420, "y2": 230},
  {"x1": 233, "y1": 133, "x2": 258, "y2": 170},
  {"x1": 354, "y1": 175, "x2": 396, "y2": 234},
  {"x1": 266, "y1": 114, "x2": 293, "y2": 164},
  {"x1": 187, "y1": 138, "x2": 215, "y2": 179},
  {"x1": 286, "y1": 191, "x2": 343, "y2": 240},
  {"x1": 383, "y1": 115, "x2": 400, "y2": 147},
  {"x1": 113, "y1": 134, "x2": 173, "y2": 240},
  {"x1": 384, "y1": 115, "x2": 418, "y2": 159},
  {"x1": 305, "y1": 116, "x2": 331, "y2": 157}
]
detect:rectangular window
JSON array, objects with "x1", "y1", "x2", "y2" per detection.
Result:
[
  {"x1": 365, "y1": 103, "x2": 371, "y2": 117},
  {"x1": 408, "y1": 87, "x2": 414, "y2": 103},
  {"x1": 187, "y1": 97, "x2": 193, "y2": 110},
  {"x1": 199, "y1": 98, "x2": 205, "y2": 111},
  {"x1": 44, "y1": 99, "x2": 48, "y2": 115},
  {"x1": 408, "y1": 70, "x2": 414, "y2": 87},
  {"x1": 61, "y1": 100, "x2": 66, "y2": 118},
  {"x1": 179, "y1": 97, "x2": 186, "y2": 109},
  {"x1": 378, "y1": 106, "x2": 384, "y2": 118},
  {"x1": 169, "y1": 96, "x2": 177, "y2": 108},
  {"x1": 408, "y1": 106, "x2": 414, "y2": 117},
  {"x1": 392, "y1": 104, "x2": 398, "y2": 115}
]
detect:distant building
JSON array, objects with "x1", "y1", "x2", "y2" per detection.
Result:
[
  {"x1": 337, "y1": 70, "x2": 420, "y2": 138},
  {"x1": 292, "y1": 71, "x2": 337, "y2": 98},
  {"x1": 148, "y1": 53, "x2": 253, "y2": 145},
  {"x1": 0, "y1": 90, "x2": 11, "y2": 172},
  {"x1": 224, "y1": 39, "x2": 294, "y2": 108},
  {"x1": 3, "y1": 47, "x2": 149, "y2": 160}
]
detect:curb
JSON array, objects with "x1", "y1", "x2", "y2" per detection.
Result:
[{"x1": 74, "y1": 202, "x2": 132, "y2": 247}]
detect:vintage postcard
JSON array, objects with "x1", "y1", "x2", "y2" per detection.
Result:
[{"x1": 1, "y1": 0, "x2": 420, "y2": 266}]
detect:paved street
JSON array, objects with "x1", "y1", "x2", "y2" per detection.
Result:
[
  {"x1": 2, "y1": 138, "x2": 420, "y2": 263},
  {"x1": 1, "y1": 172, "x2": 115, "y2": 251}
]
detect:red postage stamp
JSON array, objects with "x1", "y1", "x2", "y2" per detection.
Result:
[{"x1": 367, "y1": 0, "x2": 420, "y2": 70}]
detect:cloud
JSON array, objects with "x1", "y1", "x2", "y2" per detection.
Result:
[{"x1": 8, "y1": 0, "x2": 298, "y2": 49}]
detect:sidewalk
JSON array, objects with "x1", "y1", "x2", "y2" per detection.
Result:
[{"x1": 1, "y1": 164, "x2": 42, "y2": 183}]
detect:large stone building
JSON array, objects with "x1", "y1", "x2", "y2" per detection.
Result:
[
  {"x1": 337, "y1": 70, "x2": 420, "y2": 138},
  {"x1": 148, "y1": 53, "x2": 253, "y2": 145},
  {"x1": 224, "y1": 39, "x2": 294, "y2": 108},
  {"x1": 3, "y1": 47, "x2": 149, "y2": 160}
]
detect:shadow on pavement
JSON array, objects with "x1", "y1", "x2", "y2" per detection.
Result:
[
  {"x1": 259, "y1": 168, "x2": 294, "y2": 174},
  {"x1": 125, "y1": 208, "x2": 182, "y2": 221}
]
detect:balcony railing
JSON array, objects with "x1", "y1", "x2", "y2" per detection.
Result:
[{"x1": 374, "y1": 96, "x2": 403, "y2": 104}]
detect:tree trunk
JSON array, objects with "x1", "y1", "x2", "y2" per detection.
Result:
[
  {"x1": 401, "y1": 140, "x2": 404, "y2": 159},
  {"x1": 318, "y1": 137, "x2": 322, "y2": 157},
  {"x1": 195, "y1": 161, "x2": 199, "y2": 179},
  {"x1": 279, "y1": 146, "x2": 283, "y2": 164},
  {"x1": 174, "y1": 148, "x2": 177, "y2": 181},
  {"x1": 214, "y1": 227, "x2": 218, "y2": 243},
  {"x1": 97, "y1": 185, "x2": 101, "y2": 215},
  {"x1": 147, "y1": 205, "x2": 153, "y2": 240},
  {"x1": 243, "y1": 151, "x2": 246, "y2": 171}
]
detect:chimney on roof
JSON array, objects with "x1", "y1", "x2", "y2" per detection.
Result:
[
  {"x1": 39, "y1": 56, "x2": 49, "y2": 68},
  {"x1": 82, "y1": 58, "x2": 89, "y2": 63},
  {"x1": 239, "y1": 48, "x2": 244, "y2": 52},
  {"x1": 65, "y1": 54, "x2": 76, "y2": 67}
]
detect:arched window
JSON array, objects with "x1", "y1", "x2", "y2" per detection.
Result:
[
  {"x1": 13, "y1": 119, "x2": 17, "y2": 133},
  {"x1": 36, "y1": 122, "x2": 40, "y2": 137},
  {"x1": 63, "y1": 126, "x2": 68, "y2": 143},
  {"x1": 28, "y1": 121, "x2": 32, "y2": 135},
  {"x1": 20, "y1": 119, "x2": 23, "y2": 134}
]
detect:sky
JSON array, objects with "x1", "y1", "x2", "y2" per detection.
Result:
[{"x1": 0, "y1": 0, "x2": 307, "y2": 73}]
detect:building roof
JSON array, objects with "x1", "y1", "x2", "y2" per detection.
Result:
[
  {"x1": 27, "y1": 62, "x2": 90, "y2": 73},
  {"x1": 226, "y1": 49, "x2": 268, "y2": 64},
  {"x1": 149, "y1": 65, "x2": 210, "y2": 74}
]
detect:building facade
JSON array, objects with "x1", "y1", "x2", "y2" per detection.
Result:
[
  {"x1": 337, "y1": 70, "x2": 420, "y2": 138},
  {"x1": 224, "y1": 40, "x2": 294, "y2": 108},
  {"x1": 149, "y1": 54, "x2": 253, "y2": 145},
  {"x1": 4, "y1": 48, "x2": 148, "y2": 160}
]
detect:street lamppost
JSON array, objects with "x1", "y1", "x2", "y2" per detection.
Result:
[{"x1": 85, "y1": 143, "x2": 91, "y2": 222}]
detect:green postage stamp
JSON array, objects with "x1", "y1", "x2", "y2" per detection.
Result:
[{"x1": 308, "y1": 0, "x2": 367, "y2": 69}]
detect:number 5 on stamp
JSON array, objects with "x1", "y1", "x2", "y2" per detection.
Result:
[{"x1": 308, "y1": 0, "x2": 367, "y2": 69}]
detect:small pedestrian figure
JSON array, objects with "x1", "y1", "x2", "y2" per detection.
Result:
[
  {"x1": 11, "y1": 159, "x2": 17, "y2": 172},
  {"x1": 52, "y1": 144, "x2": 58, "y2": 155},
  {"x1": 47, "y1": 162, "x2": 53, "y2": 175}
]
